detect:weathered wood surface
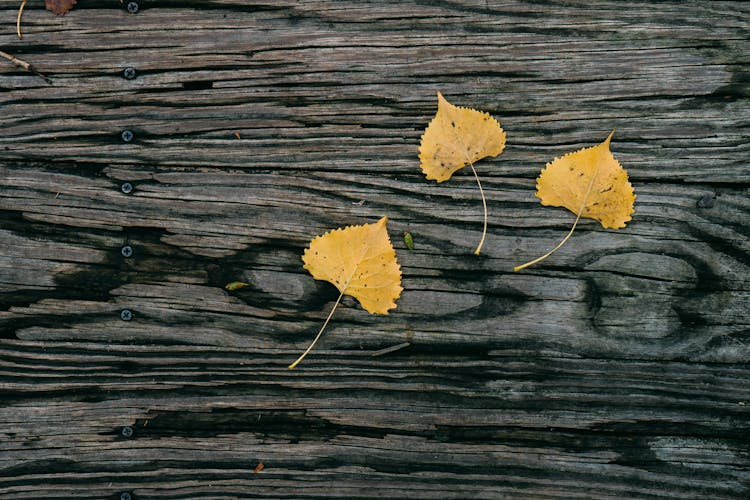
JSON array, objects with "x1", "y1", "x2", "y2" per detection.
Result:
[{"x1": 1, "y1": 1, "x2": 749, "y2": 498}]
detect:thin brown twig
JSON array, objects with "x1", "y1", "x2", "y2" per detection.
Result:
[
  {"x1": 370, "y1": 342, "x2": 411, "y2": 357},
  {"x1": 0, "y1": 50, "x2": 52, "y2": 84},
  {"x1": 17, "y1": 0, "x2": 27, "y2": 39}
]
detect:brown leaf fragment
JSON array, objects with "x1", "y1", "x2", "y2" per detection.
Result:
[{"x1": 46, "y1": 0, "x2": 77, "y2": 15}]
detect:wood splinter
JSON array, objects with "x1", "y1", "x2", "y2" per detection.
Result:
[
  {"x1": 0, "y1": 50, "x2": 52, "y2": 84},
  {"x1": 370, "y1": 342, "x2": 411, "y2": 357}
]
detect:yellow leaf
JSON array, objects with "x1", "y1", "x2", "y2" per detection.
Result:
[
  {"x1": 289, "y1": 216, "x2": 402, "y2": 369},
  {"x1": 419, "y1": 92, "x2": 506, "y2": 182},
  {"x1": 515, "y1": 132, "x2": 636, "y2": 271},
  {"x1": 418, "y1": 91, "x2": 506, "y2": 254},
  {"x1": 224, "y1": 281, "x2": 249, "y2": 291}
]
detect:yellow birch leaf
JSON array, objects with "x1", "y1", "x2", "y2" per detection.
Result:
[
  {"x1": 515, "y1": 131, "x2": 636, "y2": 271},
  {"x1": 418, "y1": 91, "x2": 506, "y2": 254},
  {"x1": 289, "y1": 216, "x2": 402, "y2": 369}
]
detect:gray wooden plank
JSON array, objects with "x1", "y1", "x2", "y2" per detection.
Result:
[
  {"x1": 0, "y1": 2, "x2": 748, "y2": 181},
  {"x1": 1, "y1": 1, "x2": 749, "y2": 498}
]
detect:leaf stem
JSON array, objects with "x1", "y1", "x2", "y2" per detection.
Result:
[
  {"x1": 288, "y1": 291, "x2": 344, "y2": 369},
  {"x1": 451, "y1": 117, "x2": 490, "y2": 256},
  {"x1": 17, "y1": 0, "x2": 26, "y2": 39},
  {"x1": 467, "y1": 161, "x2": 487, "y2": 255},
  {"x1": 514, "y1": 171, "x2": 598, "y2": 272}
]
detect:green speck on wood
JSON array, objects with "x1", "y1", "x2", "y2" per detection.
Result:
[
  {"x1": 225, "y1": 281, "x2": 249, "y2": 291},
  {"x1": 403, "y1": 232, "x2": 414, "y2": 251}
]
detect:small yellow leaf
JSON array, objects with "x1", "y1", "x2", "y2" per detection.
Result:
[
  {"x1": 536, "y1": 131, "x2": 635, "y2": 229},
  {"x1": 290, "y1": 217, "x2": 402, "y2": 369},
  {"x1": 225, "y1": 281, "x2": 249, "y2": 291},
  {"x1": 419, "y1": 91, "x2": 506, "y2": 182},
  {"x1": 418, "y1": 91, "x2": 506, "y2": 254},
  {"x1": 302, "y1": 216, "x2": 402, "y2": 314},
  {"x1": 515, "y1": 132, "x2": 636, "y2": 271}
]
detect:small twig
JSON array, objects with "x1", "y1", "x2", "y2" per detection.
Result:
[
  {"x1": 17, "y1": 0, "x2": 27, "y2": 39},
  {"x1": 0, "y1": 50, "x2": 52, "y2": 84},
  {"x1": 370, "y1": 342, "x2": 411, "y2": 357}
]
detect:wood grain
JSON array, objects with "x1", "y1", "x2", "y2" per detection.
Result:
[{"x1": 1, "y1": 1, "x2": 749, "y2": 498}]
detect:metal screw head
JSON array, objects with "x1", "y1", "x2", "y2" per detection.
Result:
[
  {"x1": 120, "y1": 309, "x2": 133, "y2": 321},
  {"x1": 121, "y1": 426, "x2": 134, "y2": 438},
  {"x1": 120, "y1": 182, "x2": 133, "y2": 194},
  {"x1": 122, "y1": 67, "x2": 137, "y2": 80},
  {"x1": 121, "y1": 245, "x2": 133, "y2": 258},
  {"x1": 127, "y1": 1, "x2": 139, "y2": 13},
  {"x1": 120, "y1": 493, "x2": 132, "y2": 500},
  {"x1": 121, "y1": 130, "x2": 134, "y2": 143}
]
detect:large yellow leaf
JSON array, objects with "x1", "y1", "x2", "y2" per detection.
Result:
[
  {"x1": 536, "y1": 131, "x2": 635, "y2": 229},
  {"x1": 303, "y1": 216, "x2": 402, "y2": 314},
  {"x1": 418, "y1": 91, "x2": 506, "y2": 254},
  {"x1": 289, "y1": 217, "x2": 402, "y2": 368},
  {"x1": 515, "y1": 132, "x2": 636, "y2": 271},
  {"x1": 419, "y1": 91, "x2": 506, "y2": 182}
]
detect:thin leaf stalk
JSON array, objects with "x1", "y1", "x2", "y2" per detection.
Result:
[
  {"x1": 288, "y1": 291, "x2": 344, "y2": 370},
  {"x1": 514, "y1": 170, "x2": 599, "y2": 272},
  {"x1": 467, "y1": 160, "x2": 488, "y2": 255},
  {"x1": 17, "y1": 0, "x2": 26, "y2": 39},
  {"x1": 454, "y1": 130, "x2": 488, "y2": 256}
]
